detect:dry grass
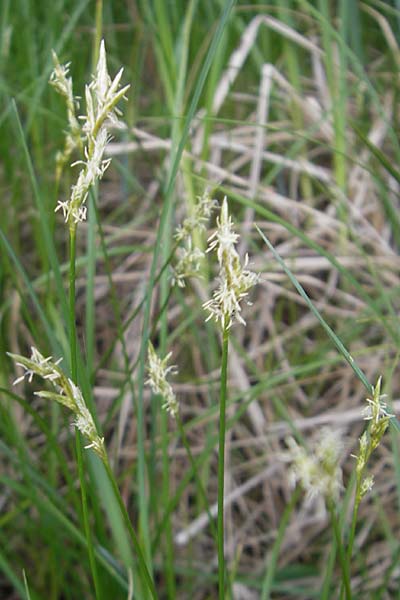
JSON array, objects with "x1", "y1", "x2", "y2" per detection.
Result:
[{"x1": 2, "y1": 3, "x2": 400, "y2": 599}]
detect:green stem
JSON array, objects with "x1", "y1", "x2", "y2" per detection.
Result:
[
  {"x1": 346, "y1": 483, "x2": 361, "y2": 564},
  {"x1": 69, "y1": 229, "x2": 77, "y2": 381},
  {"x1": 102, "y1": 459, "x2": 158, "y2": 600},
  {"x1": 261, "y1": 487, "x2": 301, "y2": 600},
  {"x1": 69, "y1": 227, "x2": 101, "y2": 600},
  {"x1": 328, "y1": 500, "x2": 352, "y2": 600},
  {"x1": 176, "y1": 414, "x2": 218, "y2": 543},
  {"x1": 218, "y1": 318, "x2": 230, "y2": 600},
  {"x1": 93, "y1": 0, "x2": 103, "y2": 67},
  {"x1": 340, "y1": 476, "x2": 362, "y2": 600}
]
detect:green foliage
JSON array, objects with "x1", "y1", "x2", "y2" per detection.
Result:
[{"x1": 1, "y1": 1, "x2": 400, "y2": 598}]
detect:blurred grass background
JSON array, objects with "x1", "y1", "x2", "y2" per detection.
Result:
[{"x1": 1, "y1": 1, "x2": 400, "y2": 598}]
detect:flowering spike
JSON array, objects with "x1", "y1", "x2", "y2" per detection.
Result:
[
  {"x1": 172, "y1": 190, "x2": 218, "y2": 288},
  {"x1": 146, "y1": 342, "x2": 179, "y2": 418},
  {"x1": 286, "y1": 428, "x2": 344, "y2": 502},
  {"x1": 353, "y1": 377, "x2": 394, "y2": 500},
  {"x1": 203, "y1": 197, "x2": 259, "y2": 328},
  {"x1": 8, "y1": 348, "x2": 105, "y2": 460},
  {"x1": 51, "y1": 39, "x2": 130, "y2": 230}
]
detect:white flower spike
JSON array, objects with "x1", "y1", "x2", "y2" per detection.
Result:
[
  {"x1": 146, "y1": 342, "x2": 179, "y2": 418},
  {"x1": 51, "y1": 40, "x2": 129, "y2": 230},
  {"x1": 286, "y1": 428, "x2": 344, "y2": 502},
  {"x1": 8, "y1": 348, "x2": 105, "y2": 460},
  {"x1": 203, "y1": 197, "x2": 259, "y2": 328}
]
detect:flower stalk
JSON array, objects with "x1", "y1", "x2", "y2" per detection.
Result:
[
  {"x1": 217, "y1": 316, "x2": 229, "y2": 599},
  {"x1": 346, "y1": 377, "x2": 393, "y2": 564},
  {"x1": 201, "y1": 197, "x2": 258, "y2": 598}
]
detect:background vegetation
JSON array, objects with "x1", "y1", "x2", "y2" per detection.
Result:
[{"x1": 1, "y1": 0, "x2": 400, "y2": 598}]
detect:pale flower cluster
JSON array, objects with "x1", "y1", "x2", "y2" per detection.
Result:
[
  {"x1": 172, "y1": 191, "x2": 218, "y2": 288},
  {"x1": 50, "y1": 40, "x2": 129, "y2": 229},
  {"x1": 174, "y1": 191, "x2": 218, "y2": 242},
  {"x1": 286, "y1": 428, "x2": 344, "y2": 502},
  {"x1": 8, "y1": 347, "x2": 105, "y2": 460},
  {"x1": 146, "y1": 342, "x2": 179, "y2": 418},
  {"x1": 49, "y1": 53, "x2": 81, "y2": 177},
  {"x1": 203, "y1": 197, "x2": 259, "y2": 328},
  {"x1": 355, "y1": 377, "x2": 393, "y2": 499}
]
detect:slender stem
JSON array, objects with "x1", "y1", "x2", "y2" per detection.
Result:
[
  {"x1": 261, "y1": 487, "x2": 301, "y2": 600},
  {"x1": 69, "y1": 229, "x2": 78, "y2": 381},
  {"x1": 69, "y1": 227, "x2": 101, "y2": 600},
  {"x1": 176, "y1": 414, "x2": 218, "y2": 543},
  {"x1": 339, "y1": 476, "x2": 362, "y2": 600},
  {"x1": 93, "y1": 0, "x2": 103, "y2": 67},
  {"x1": 328, "y1": 500, "x2": 352, "y2": 600},
  {"x1": 218, "y1": 318, "x2": 230, "y2": 600},
  {"x1": 346, "y1": 477, "x2": 362, "y2": 564},
  {"x1": 102, "y1": 458, "x2": 158, "y2": 600}
]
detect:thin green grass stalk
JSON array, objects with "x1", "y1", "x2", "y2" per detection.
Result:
[
  {"x1": 69, "y1": 227, "x2": 101, "y2": 600},
  {"x1": 102, "y1": 458, "x2": 158, "y2": 600},
  {"x1": 155, "y1": 5, "x2": 198, "y2": 591},
  {"x1": 22, "y1": 568, "x2": 32, "y2": 600},
  {"x1": 260, "y1": 487, "x2": 301, "y2": 600},
  {"x1": 158, "y1": 236, "x2": 176, "y2": 597},
  {"x1": 85, "y1": 0, "x2": 102, "y2": 377},
  {"x1": 0, "y1": 551, "x2": 27, "y2": 600},
  {"x1": 255, "y1": 225, "x2": 372, "y2": 393},
  {"x1": 160, "y1": 410, "x2": 176, "y2": 599},
  {"x1": 91, "y1": 199, "x2": 149, "y2": 596},
  {"x1": 134, "y1": 0, "x2": 235, "y2": 575},
  {"x1": 94, "y1": 242, "x2": 179, "y2": 377},
  {"x1": 176, "y1": 414, "x2": 218, "y2": 543},
  {"x1": 218, "y1": 317, "x2": 229, "y2": 599},
  {"x1": 328, "y1": 501, "x2": 351, "y2": 600},
  {"x1": 320, "y1": 537, "x2": 338, "y2": 600},
  {"x1": 318, "y1": 0, "x2": 347, "y2": 194},
  {"x1": 277, "y1": 0, "x2": 313, "y2": 201},
  {"x1": 0, "y1": 440, "x2": 129, "y2": 592},
  {"x1": 93, "y1": 0, "x2": 103, "y2": 68}
]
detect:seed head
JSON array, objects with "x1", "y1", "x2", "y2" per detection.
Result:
[
  {"x1": 203, "y1": 197, "x2": 259, "y2": 328},
  {"x1": 174, "y1": 191, "x2": 218, "y2": 242},
  {"x1": 146, "y1": 342, "x2": 179, "y2": 418},
  {"x1": 8, "y1": 348, "x2": 105, "y2": 460},
  {"x1": 51, "y1": 40, "x2": 129, "y2": 229},
  {"x1": 286, "y1": 428, "x2": 344, "y2": 502},
  {"x1": 353, "y1": 377, "x2": 394, "y2": 500},
  {"x1": 172, "y1": 191, "x2": 217, "y2": 288}
]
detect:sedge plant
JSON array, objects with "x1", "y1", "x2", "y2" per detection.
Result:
[
  {"x1": 286, "y1": 378, "x2": 394, "y2": 600},
  {"x1": 8, "y1": 41, "x2": 157, "y2": 599},
  {"x1": 202, "y1": 197, "x2": 259, "y2": 599}
]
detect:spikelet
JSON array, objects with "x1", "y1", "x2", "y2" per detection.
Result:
[
  {"x1": 172, "y1": 191, "x2": 218, "y2": 287},
  {"x1": 146, "y1": 342, "x2": 179, "y2": 418},
  {"x1": 286, "y1": 428, "x2": 344, "y2": 502},
  {"x1": 50, "y1": 40, "x2": 129, "y2": 230},
  {"x1": 203, "y1": 197, "x2": 259, "y2": 328},
  {"x1": 8, "y1": 348, "x2": 105, "y2": 460},
  {"x1": 354, "y1": 377, "x2": 394, "y2": 499}
]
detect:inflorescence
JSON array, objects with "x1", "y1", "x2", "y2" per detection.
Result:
[
  {"x1": 286, "y1": 428, "x2": 344, "y2": 502},
  {"x1": 354, "y1": 377, "x2": 394, "y2": 499},
  {"x1": 146, "y1": 342, "x2": 179, "y2": 418},
  {"x1": 172, "y1": 190, "x2": 218, "y2": 288},
  {"x1": 8, "y1": 347, "x2": 105, "y2": 460},
  {"x1": 203, "y1": 197, "x2": 259, "y2": 328},
  {"x1": 50, "y1": 40, "x2": 129, "y2": 230}
]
